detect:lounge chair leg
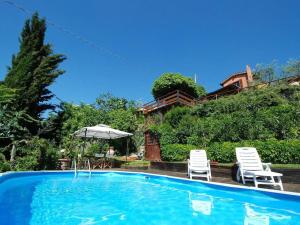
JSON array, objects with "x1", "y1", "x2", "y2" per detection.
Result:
[
  {"x1": 278, "y1": 176, "x2": 284, "y2": 191},
  {"x1": 253, "y1": 176, "x2": 258, "y2": 188},
  {"x1": 241, "y1": 173, "x2": 246, "y2": 184},
  {"x1": 271, "y1": 175, "x2": 275, "y2": 184}
]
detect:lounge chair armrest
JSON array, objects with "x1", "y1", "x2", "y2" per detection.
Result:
[
  {"x1": 207, "y1": 160, "x2": 210, "y2": 166},
  {"x1": 236, "y1": 161, "x2": 244, "y2": 171},
  {"x1": 262, "y1": 162, "x2": 272, "y2": 171}
]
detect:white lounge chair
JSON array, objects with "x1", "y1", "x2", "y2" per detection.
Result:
[
  {"x1": 188, "y1": 150, "x2": 211, "y2": 181},
  {"x1": 235, "y1": 147, "x2": 283, "y2": 190}
]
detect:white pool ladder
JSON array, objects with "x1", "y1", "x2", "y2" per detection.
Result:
[{"x1": 73, "y1": 159, "x2": 91, "y2": 177}]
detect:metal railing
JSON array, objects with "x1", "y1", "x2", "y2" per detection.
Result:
[{"x1": 73, "y1": 158, "x2": 91, "y2": 177}]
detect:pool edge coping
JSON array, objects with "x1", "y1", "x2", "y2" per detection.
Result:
[{"x1": 1, "y1": 170, "x2": 300, "y2": 198}]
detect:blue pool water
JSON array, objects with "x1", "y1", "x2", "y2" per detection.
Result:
[{"x1": 0, "y1": 172, "x2": 300, "y2": 225}]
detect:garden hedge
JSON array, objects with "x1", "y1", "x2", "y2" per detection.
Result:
[{"x1": 161, "y1": 139, "x2": 300, "y2": 164}]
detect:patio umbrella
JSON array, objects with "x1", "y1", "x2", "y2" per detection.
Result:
[{"x1": 74, "y1": 124, "x2": 133, "y2": 161}]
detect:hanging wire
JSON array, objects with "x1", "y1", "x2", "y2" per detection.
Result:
[{"x1": 1, "y1": 0, "x2": 125, "y2": 62}]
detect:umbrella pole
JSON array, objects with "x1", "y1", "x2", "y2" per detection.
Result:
[
  {"x1": 126, "y1": 138, "x2": 129, "y2": 164},
  {"x1": 83, "y1": 128, "x2": 87, "y2": 156}
]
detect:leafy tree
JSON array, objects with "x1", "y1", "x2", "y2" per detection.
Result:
[
  {"x1": 282, "y1": 59, "x2": 300, "y2": 77},
  {"x1": 253, "y1": 62, "x2": 278, "y2": 83},
  {"x1": 0, "y1": 84, "x2": 16, "y2": 105},
  {"x1": 60, "y1": 103, "x2": 108, "y2": 143},
  {"x1": 56, "y1": 94, "x2": 143, "y2": 155},
  {"x1": 4, "y1": 13, "x2": 66, "y2": 134},
  {"x1": 152, "y1": 73, "x2": 206, "y2": 99},
  {"x1": 154, "y1": 84, "x2": 300, "y2": 159},
  {"x1": 96, "y1": 93, "x2": 128, "y2": 112}
]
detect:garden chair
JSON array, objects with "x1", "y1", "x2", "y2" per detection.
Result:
[
  {"x1": 188, "y1": 150, "x2": 212, "y2": 181},
  {"x1": 92, "y1": 153, "x2": 105, "y2": 169},
  {"x1": 235, "y1": 147, "x2": 283, "y2": 190}
]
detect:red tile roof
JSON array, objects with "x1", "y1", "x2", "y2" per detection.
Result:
[{"x1": 220, "y1": 71, "x2": 247, "y2": 85}]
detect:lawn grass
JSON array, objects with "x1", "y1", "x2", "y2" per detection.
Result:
[
  {"x1": 124, "y1": 160, "x2": 150, "y2": 166},
  {"x1": 114, "y1": 158, "x2": 150, "y2": 168}
]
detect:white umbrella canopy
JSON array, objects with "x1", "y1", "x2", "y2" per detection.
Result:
[{"x1": 74, "y1": 124, "x2": 133, "y2": 139}]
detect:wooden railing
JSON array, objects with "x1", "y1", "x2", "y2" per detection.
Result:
[
  {"x1": 143, "y1": 75, "x2": 300, "y2": 114},
  {"x1": 143, "y1": 90, "x2": 196, "y2": 114}
]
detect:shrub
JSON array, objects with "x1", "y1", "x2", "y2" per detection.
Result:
[
  {"x1": 156, "y1": 85, "x2": 300, "y2": 147},
  {"x1": 14, "y1": 155, "x2": 39, "y2": 171},
  {"x1": 205, "y1": 139, "x2": 300, "y2": 164},
  {"x1": 0, "y1": 153, "x2": 10, "y2": 172},
  {"x1": 157, "y1": 124, "x2": 179, "y2": 146},
  {"x1": 160, "y1": 139, "x2": 300, "y2": 164},
  {"x1": 13, "y1": 137, "x2": 59, "y2": 171},
  {"x1": 161, "y1": 144, "x2": 197, "y2": 161},
  {"x1": 152, "y1": 73, "x2": 205, "y2": 99},
  {"x1": 164, "y1": 106, "x2": 191, "y2": 128}
]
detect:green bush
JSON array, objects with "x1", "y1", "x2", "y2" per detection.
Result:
[
  {"x1": 155, "y1": 85, "x2": 300, "y2": 147},
  {"x1": 0, "y1": 153, "x2": 10, "y2": 172},
  {"x1": 205, "y1": 139, "x2": 300, "y2": 164},
  {"x1": 14, "y1": 155, "x2": 39, "y2": 171},
  {"x1": 152, "y1": 73, "x2": 205, "y2": 99},
  {"x1": 160, "y1": 139, "x2": 300, "y2": 164},
  {"x1": 13, "y1": 137, "x2": 59, "y2": 171},
  {"x1": 161, "y1": 144, "x2": 197, "y2": 161},
  {"x1": 157, "y1": 124, "x2": 179, "y2": 146},
  {"x1": 164, "y1": 106, "x2": 191, "y2": 128}
]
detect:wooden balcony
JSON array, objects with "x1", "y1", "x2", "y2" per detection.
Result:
[{"x1": 143, "y1": 90, "x2": 196, "y2": 114}]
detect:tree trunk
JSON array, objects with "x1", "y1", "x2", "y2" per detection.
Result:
[{"x1": 10, "y1": 144, "x2": 16, "y2": 162}]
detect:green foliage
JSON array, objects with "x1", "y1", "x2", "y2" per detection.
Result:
[
  {"x1": 59, "y1": 94, "x2": 143, "y2": 155},
  {"x1": 60, "y1": 103, "x2": 108, "y2": 142},
  {"x1": 206, "y1": 139, "x2": 300, "y2": 164},
  {"x1": 108, "y1": 109, "x2": 138, "y2": 133},
  {"x1": 85, "y1": 143, "x2": 101, "y2": 157},
  {"x1": 156, "y1": 85, "x2": 300, "y2": 162},
  {"x1": 157, "y1": 124, "x2": 179, "y2": 146},
  {"x1": 161, "y1": 144, "x2": 197, "y2": 161},
  {"x1": 253, "y1": 62, "x2": 278, "y2": 82},
  {"x1": 152, "y1": 73, "x2": 205, "y2": 99},
  {"x1": 164, "y1": 106, "x2": 191, "y2": 128},
  {"x1": 96, "y1": 93, "x2": 131, "y2": 112},
  {"x1": 0, "y1": 105, "x2": 31, "y2": 143},
  {"x1": 282, "y1": 59, "x2": 300, "y2": 77},
  {"x1": 0, "y1": 84, "x2": 16, "y2": 105},
  {"x1": 4, "y1": 13, "x2": 65, "y2": 133},
  {"x1": 13, "y1": 137, "x2": 58, "y2": 171},
  {"x1": 160, "y1": 140, "x2": 300, "y2": 164},
  {"x1": 0, "y1": 153, "x2": 10, "y2": 172}
]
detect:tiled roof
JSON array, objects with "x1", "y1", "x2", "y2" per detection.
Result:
[{"x1": 221, "y1": 71, "x2": 247, "y2": 85}]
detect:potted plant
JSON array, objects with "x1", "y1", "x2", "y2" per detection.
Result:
[{"x1": 58, "y1": 149, "x2": 71, "y2": 170}]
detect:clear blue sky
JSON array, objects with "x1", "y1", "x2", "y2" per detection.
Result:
[{"x1": 1, "y1": 0, "x2": 299, "y2": 105}]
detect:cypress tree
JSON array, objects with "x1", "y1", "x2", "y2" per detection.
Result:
[{"x1": 4, "y1": 12, "x2": 66, "y2": 134}]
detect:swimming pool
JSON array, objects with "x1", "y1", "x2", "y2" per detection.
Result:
[{"x1": 0, "y1": 171, "x2": 300, "y2": 225}]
